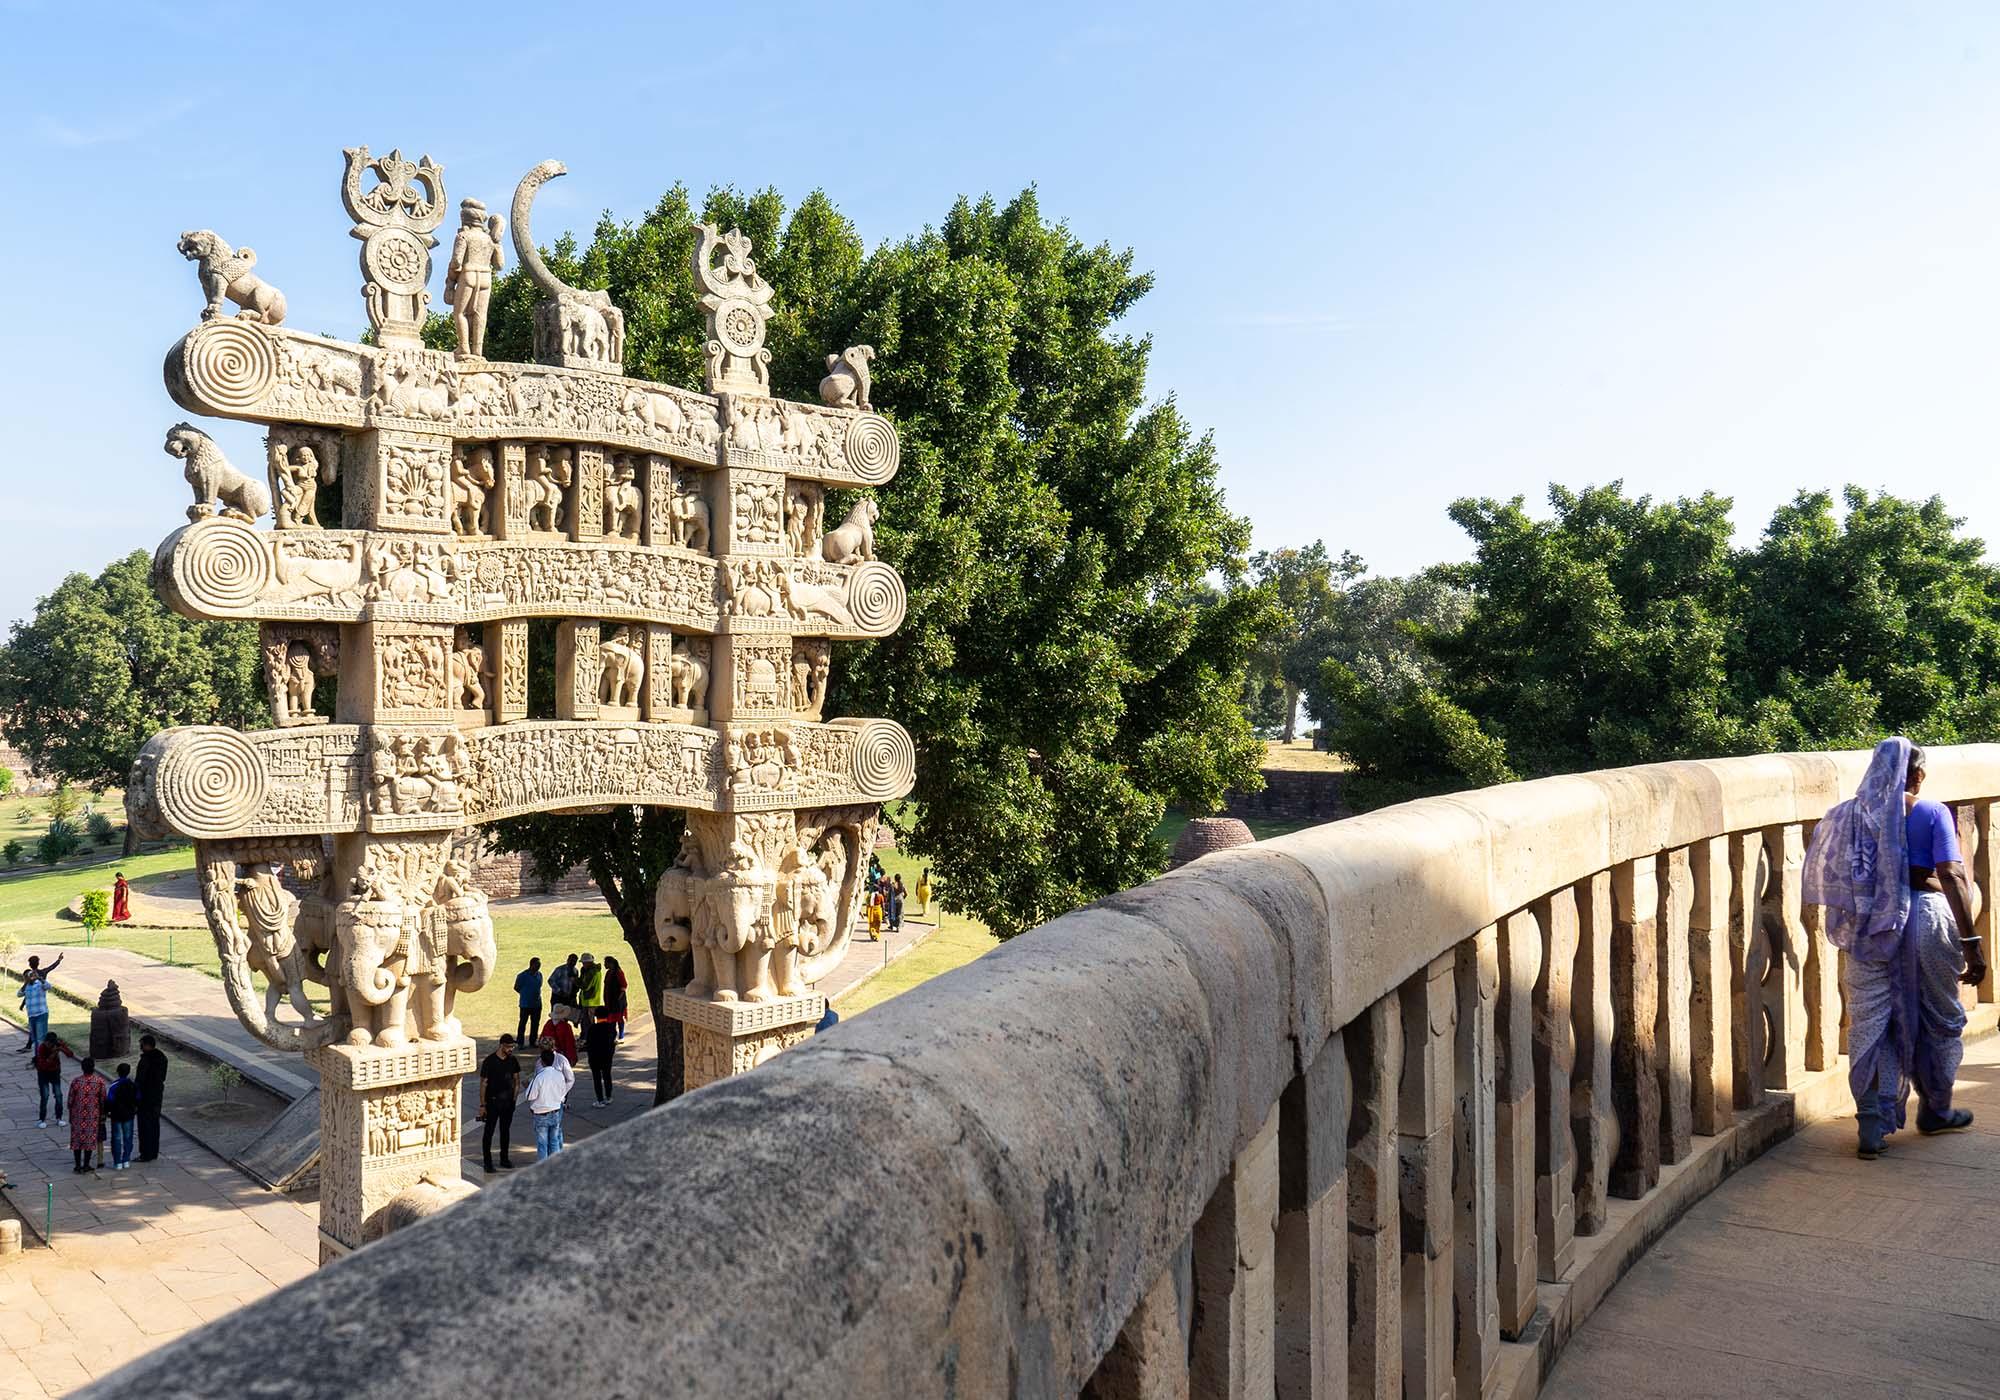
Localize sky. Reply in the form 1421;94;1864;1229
2;1;1998;628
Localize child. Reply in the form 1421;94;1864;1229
106;1063;140;1169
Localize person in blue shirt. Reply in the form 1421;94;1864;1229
513;958;544;1046
17;952;63;1052
1901;748;1983;1137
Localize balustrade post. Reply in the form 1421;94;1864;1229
1688;837;1733;1135
1955;805;1987;1011
1656;848;1693;1164
1398;953;1456;1400
1531;888;1577;1278
1276;1031;1349;1399
1494;912;1539;1337
1758;826;1809;1089
1346;995;1402;1398
1190;1102;1279;1398
1570;872;1614;1234
1727;832;1765;1107
1453;928;1501;1392
1802;818;1842;1069
1610;857;1661;1198
1082;1241;1193;1400
1975;803;1997;1004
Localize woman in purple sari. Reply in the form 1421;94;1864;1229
1804;739;1985;1157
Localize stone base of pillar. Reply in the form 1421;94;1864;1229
305;1038;477;1260
661;990;823;1092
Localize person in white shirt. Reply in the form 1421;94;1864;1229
524;1047;575;1160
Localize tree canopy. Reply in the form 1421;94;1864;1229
1316;481;2000;808
0;551;264;846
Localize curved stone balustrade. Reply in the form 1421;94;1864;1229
79;746;2000;1398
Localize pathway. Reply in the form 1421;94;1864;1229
0;1020;317;1399
1545;1032;2000;1399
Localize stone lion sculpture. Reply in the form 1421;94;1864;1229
820;498;879;565
177;230;288;325
166;423;270;523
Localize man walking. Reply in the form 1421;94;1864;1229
135;1034;169;1162
17;953;64;1050
479;1034;522;1173
525;1046;574;1161
513;958;544;1046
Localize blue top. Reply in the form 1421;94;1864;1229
1906;798;1962;869
514;968;544;1007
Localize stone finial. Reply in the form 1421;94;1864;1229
693;223;774;395
97;980;124;1010
177;231;288;326
511;161;625;372
342;145;447;349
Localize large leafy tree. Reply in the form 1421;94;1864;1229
0;552;263;851
1246;543;1357;741
489;184;1265;1096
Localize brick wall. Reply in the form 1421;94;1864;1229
1221;768;1347;825
469;850;598;899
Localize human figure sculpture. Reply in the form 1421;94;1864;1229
443;198;505;359
276;642;317;725
525;448;571;533
599;627;645;708
178;230;288;325
271;444;331;529
168;423;270;523
818;345;875;410
604;458;642;540
450;446;497;535
234;863;317;1028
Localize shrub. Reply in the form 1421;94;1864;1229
0;765;13;797
85;811;115;847
79;889;110;933
2;839;21;866
37;821;81;866
209;1062;243;1103
47;783;80;826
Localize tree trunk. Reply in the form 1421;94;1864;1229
1280;681;1299;743
588;850;690;1106
121;824;139;857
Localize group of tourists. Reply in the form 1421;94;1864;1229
484;950;631;1169
24;1026;169;1172
1805;738;1985;1158
862;863;932;941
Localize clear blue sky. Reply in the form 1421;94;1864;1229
4;2;1998;628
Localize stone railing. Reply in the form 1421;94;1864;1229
81;747;2000;1399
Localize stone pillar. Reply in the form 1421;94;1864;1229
1494;910;1539;1338
306;1038;475;1262
1398;952;1455;1400
1758;825;1809;1090
1976;803;1999;1005
572;447;605;542
1189;1102;1279;1398
1610;856;1661;1199
1082;1242;1192;1400
1727;832;1766;1108
556;621;600;721
495;442;529;539
1656;847;1694;1165
1452;927;1500;1393
1346;994;1402;1398
1571;870;1614;1234
641;455;673;548
1275;1032;1347;1398
1686;837;1734;1136
662;991;823;1093
488;620;529;723
1532;887;1578;1280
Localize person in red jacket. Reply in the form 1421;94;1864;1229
539;1015;577;1066
32;1032;77;1128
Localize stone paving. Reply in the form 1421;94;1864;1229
0;1035;317;1399
1545;1032;2000;1399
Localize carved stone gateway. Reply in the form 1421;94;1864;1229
128;148;912;1260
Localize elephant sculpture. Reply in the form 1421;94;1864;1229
438;859;496;1027
335;871;413;1047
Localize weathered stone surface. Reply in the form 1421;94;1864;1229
1533;887;1579;1277
1345;995;1403;1397
1399;953;1455;1400
1452;927;1500;1390
1758;824;1810;1089
1572;870;1615;1231
1082;1241;1191;1400
1656;846;1694;1164
1190;1104;1278;1397
1727;831;1767;1108
1276;1032;1347;1398
1495;909;1539;1333
1688;835;1734;1135
1611;856;1663;1198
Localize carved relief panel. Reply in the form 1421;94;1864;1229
729;468;786;554
358;428;452;534
261;623;339;728
556;620;600;721
267;425;342;531
573;447;605;543
488;619;529;722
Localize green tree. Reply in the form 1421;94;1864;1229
1246;543;1359;741
79;888;110;933
489;184;1265;1100
1316;658;1515;809
1732;487;2000;742
0;766;13;798
1298;564;1472;734
0;552;263;852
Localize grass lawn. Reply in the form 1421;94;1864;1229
1261;738;1350;773
0;790;135;868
